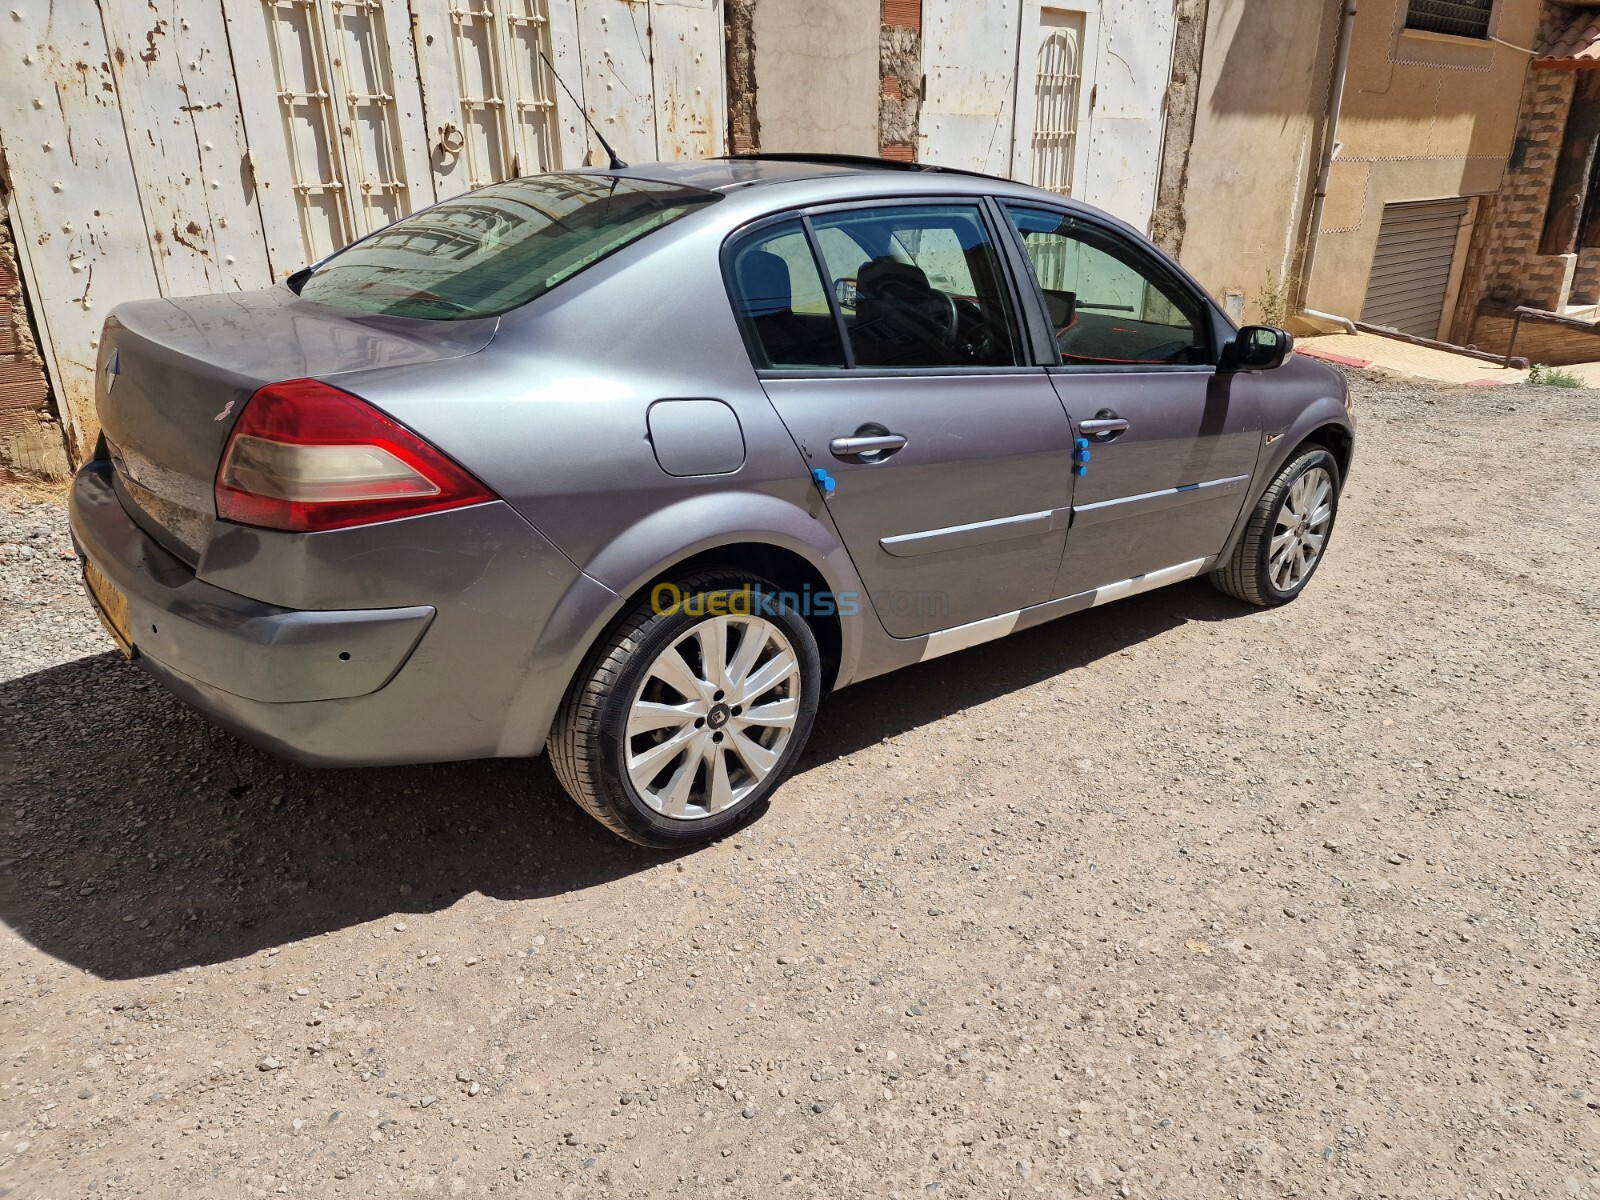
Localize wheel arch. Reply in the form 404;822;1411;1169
503;493;869;759
1218;401;1354;566
1297;421;1354;485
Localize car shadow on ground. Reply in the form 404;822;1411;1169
0;580;1250;980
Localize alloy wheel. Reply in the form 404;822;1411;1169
624;615;802;820
1269;466;1335;591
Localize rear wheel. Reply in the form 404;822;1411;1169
1211;448;1341;607
548;571;822;848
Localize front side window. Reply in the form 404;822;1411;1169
294;175;719;320
1006;206;1210;367
810;204;1024;368
1404;0;1493;39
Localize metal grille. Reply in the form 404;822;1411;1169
261;0;413;261
1404;0;1494;40
446;0;561;189
1030;13;1085;196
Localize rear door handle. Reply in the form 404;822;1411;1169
829;434;908;460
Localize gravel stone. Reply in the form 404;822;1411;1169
2;372;1596;1197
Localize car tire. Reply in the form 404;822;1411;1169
548;570;823;849
1210;447;1342;607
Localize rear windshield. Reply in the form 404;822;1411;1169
292;175;719;320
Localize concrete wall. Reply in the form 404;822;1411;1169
1176;0;1337;323
1309;0;1542;322
1176;0;1542;327
751;0;882;155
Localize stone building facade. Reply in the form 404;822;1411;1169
1462;3;1600;360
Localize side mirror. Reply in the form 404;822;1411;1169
1222;325;1294;372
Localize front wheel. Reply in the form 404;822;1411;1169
1211;447;1341;607
548;571;822;848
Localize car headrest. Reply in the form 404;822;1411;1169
736;250;793;318
856;257;934;305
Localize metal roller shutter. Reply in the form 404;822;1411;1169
1361;198;1470;339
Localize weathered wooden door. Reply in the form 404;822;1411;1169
415;0;727;194
2;1;274;456
0;0;728;461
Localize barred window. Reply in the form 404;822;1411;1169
1405;0;1494;39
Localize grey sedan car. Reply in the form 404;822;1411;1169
71;155;1353;848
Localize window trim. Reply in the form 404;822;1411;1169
720;195;1049;377
997;201;1220;372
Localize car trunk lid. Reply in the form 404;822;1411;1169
97;287;497;564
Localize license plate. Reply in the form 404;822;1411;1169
83;558;135;657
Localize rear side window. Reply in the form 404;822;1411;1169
294;175;719;320
726;221;847;368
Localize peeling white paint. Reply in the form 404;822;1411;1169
920;0;1178;232
0;0;729;458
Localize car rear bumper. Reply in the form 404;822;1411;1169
69;461;607;767
72;461;435;704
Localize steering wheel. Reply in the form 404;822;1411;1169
951;297;995;360
915;289;960;345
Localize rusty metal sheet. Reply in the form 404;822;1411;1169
921;0;1024;176
577;0;658;166
0;1;164;453
413;0;584;199
1078;0;1175;228
101;0;272;294
649;0;726;160
222;0;435;272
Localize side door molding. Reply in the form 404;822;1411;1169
880;506;1072;557
1072;475;1251;529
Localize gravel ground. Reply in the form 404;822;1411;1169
2;370;1597;1199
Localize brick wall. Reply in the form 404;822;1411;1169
0;195;68;480
1476;69;1579;312
1471;307;1600;364
1571;247;1600;305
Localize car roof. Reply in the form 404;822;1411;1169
581;155;1083;207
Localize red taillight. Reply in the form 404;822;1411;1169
215;379;494;533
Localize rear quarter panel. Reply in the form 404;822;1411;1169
327;210;874;692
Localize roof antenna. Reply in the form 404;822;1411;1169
540;50;628;171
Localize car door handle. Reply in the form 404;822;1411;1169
1079;418;1130;436
829;434;908;460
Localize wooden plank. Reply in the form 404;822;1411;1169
649;0;725;159
0;2;164;450
576;0;658;166
101;0;273;295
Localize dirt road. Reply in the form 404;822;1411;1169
3;370;1597;1199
